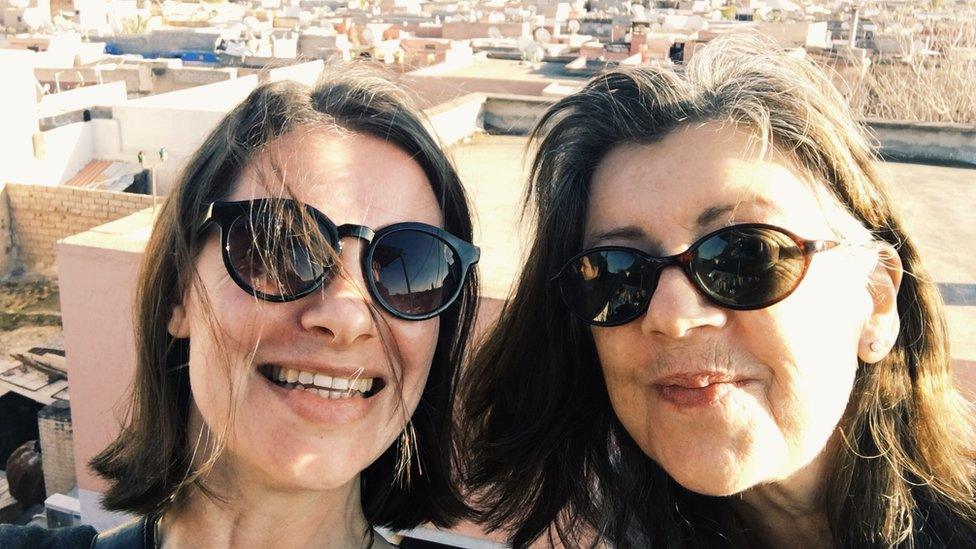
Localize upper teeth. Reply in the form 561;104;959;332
273;366;374;392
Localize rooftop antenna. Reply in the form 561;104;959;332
516;35;534;62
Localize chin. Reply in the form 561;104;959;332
257;451;365;492
670;471;754;497
656;447;777;497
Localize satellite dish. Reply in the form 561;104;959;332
516;35;534;53
361;28;375;46
533;27;551;43
567;19;581;34
488;26;502;39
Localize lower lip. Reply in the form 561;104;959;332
259;373;378;425
655;382;738;408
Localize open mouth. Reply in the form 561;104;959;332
258;364;385;399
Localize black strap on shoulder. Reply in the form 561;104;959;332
91;515;155;549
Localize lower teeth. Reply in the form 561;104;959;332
274;380;361;399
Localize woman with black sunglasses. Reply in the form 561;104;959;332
460;34;976;548
1;71;479;548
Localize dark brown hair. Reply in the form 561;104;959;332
460;34;976;548
90;69;478;531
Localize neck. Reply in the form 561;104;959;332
730;451;834;549
158;461;371;549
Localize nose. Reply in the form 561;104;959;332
640;267;727;338
298;239;377;347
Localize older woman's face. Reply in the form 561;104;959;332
586;123;886;496
170;131;441;493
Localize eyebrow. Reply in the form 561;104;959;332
696;198;784;227
586;199;785;249
587;226;649;245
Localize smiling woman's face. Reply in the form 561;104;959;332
169;130;441;493
586;123;889;496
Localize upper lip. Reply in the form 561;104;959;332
258;360;388;382
652;371;746;388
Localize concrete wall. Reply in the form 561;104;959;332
441;21;528;40
32;122;95;186
401;72;555;108
38;81;127;117
0;184;16;278
109;76;260;194
421;92;553;146
866;120;976;167
57;209;152;530
0;50;41;186
262;59;325;86
424;93;486;146
483;94;552;135
4;183;154;273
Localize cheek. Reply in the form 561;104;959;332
742;275;869;468
388;317;440;411
591;327;651;437
183;250;274;435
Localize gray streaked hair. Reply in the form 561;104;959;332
461;33;976;548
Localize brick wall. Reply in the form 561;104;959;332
38;401;76;497
3;183;155;273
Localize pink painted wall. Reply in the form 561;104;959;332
57;216;148;494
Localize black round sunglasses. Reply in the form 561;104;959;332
199;199;480;321
553;223;841;327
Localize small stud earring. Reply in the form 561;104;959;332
870;341;882;353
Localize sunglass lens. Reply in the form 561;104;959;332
370;230;461;317
691;226;806;308
559;250;651;325
226;213;326;299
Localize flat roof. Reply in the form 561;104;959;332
432;57;588;84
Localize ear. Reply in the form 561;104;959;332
858;245;902;364
168;300;190;339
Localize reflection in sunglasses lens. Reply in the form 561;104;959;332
227;215;325;297
372;230;460;316
563;250;649;324
692;227;805;307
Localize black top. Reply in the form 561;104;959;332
0;515;151;549
0;523;97;548
0;516;464;548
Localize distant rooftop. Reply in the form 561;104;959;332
419;57;588;84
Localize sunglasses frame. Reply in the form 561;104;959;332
553;223;841;327
199;199;480;321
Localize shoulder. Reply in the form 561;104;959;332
0;523;98;549
90;517;153;549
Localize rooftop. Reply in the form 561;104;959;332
416;56;588;84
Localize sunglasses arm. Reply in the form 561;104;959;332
805;240;842;253
193;202;217;236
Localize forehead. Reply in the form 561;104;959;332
586;123;854;247
228;129;443;228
